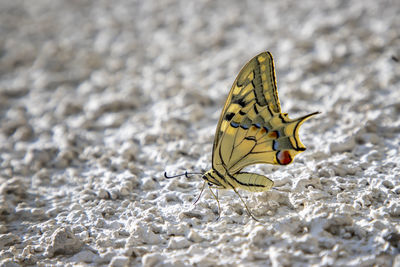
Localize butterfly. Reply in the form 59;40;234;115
165;52;319;221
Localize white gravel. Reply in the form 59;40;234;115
1;0;400;266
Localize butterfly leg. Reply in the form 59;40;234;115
232;187;260;222
208;185;221;221
193;181;206;205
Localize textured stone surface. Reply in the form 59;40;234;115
0;0;399;266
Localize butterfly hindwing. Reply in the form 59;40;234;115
225;111;319;174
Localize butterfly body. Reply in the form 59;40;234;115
202;169;274;192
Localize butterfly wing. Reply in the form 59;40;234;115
212;52;280;156
212;52;280;171
212;52;319;178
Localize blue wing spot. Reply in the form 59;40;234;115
230;121;239;128
273;140;279;150
253;123;261;128
263;126;269;133
240;124;249;130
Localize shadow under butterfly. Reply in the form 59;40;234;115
165;52;320;221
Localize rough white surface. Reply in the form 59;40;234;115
0;0;399;266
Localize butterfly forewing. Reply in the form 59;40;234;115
212;52;281;155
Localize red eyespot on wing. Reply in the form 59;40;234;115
277;151;292;165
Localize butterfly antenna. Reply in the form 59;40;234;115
164;172;185;179
164;171;203;179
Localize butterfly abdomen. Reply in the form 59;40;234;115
230;172;274;192
203;169;274;193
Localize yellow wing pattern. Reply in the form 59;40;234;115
212;52;281;155
205;52;319;192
